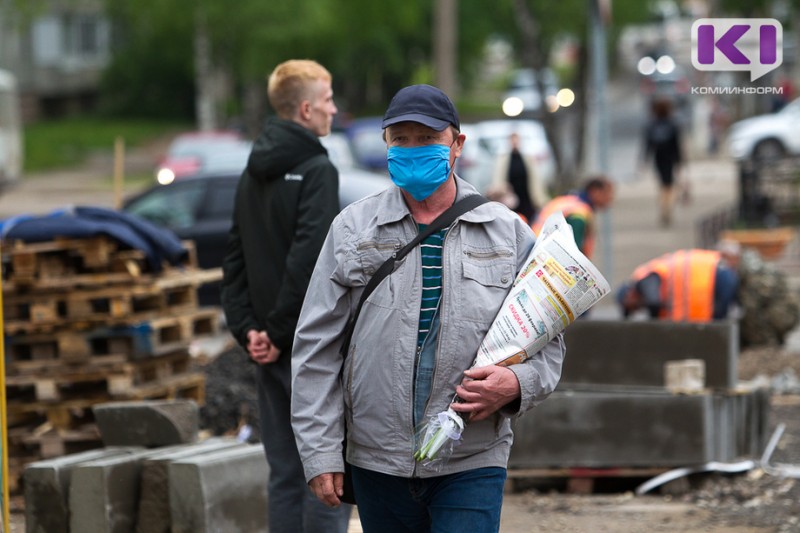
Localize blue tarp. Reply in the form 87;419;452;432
1;206;187;272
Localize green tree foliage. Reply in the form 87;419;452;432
100;0;434;119
100;1;195;118
98;0;655;121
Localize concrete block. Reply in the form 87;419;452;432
93;400;199;447
169;445;269;533
664;359;706;392
136;438;244;533
24;447;141;533
714;387;771;459
509;390;717;469
69;445;194;533
561;320;738;389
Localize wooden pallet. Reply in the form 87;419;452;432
7;424;102;460
5;308;221;366
120;371;206;402
6;372;206;426
5;351;193;402
6;424;105;494
6;400;96;431
5;370;205;432
3;281;206;332
7;372;205;414
1;237;200;290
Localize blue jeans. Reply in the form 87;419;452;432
257;355;352;533
713;266;739;319
350;465;506;533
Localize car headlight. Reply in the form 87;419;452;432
502;97;524;117
157;168;176;185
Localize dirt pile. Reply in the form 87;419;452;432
198;346;260;440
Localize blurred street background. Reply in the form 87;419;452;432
2;0;797;290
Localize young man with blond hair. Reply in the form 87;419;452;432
222;59;351;532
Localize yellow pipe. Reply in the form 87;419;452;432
0;243;9;533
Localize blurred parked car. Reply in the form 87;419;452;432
501;68;559;117
125;134;391;304
456;119;556;195
727;97;800;162
320;131;358;169
344;117;387;172
155;130;249;185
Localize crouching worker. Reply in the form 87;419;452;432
617;243;740;321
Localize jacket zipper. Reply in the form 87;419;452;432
357;241;401;252
346;344;355;419
464;249;513;260
413;221;456;476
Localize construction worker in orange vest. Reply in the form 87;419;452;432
616;243;741;322
530;176;614;259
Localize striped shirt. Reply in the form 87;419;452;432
417;225;446;346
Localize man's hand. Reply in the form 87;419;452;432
450;365;521;421
308;472;345;507
246;330;281;364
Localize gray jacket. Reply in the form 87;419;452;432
291;177;565;482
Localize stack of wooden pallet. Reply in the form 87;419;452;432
1;235;222;492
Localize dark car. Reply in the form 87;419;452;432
122;166;391;305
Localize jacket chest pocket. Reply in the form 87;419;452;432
351;239;404;309
460;246;515;324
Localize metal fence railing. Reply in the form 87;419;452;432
697;156;800;249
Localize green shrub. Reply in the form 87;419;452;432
24;117;189;173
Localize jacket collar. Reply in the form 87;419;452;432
374;176;495;227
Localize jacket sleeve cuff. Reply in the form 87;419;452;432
302;452;345;484
503;365;534;418
505;333;565;417
234;319;262;351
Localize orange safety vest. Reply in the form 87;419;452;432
531;195;595;258
631;249;721;322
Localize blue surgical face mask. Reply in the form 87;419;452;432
387;143;453;202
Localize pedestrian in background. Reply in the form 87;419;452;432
220;59;351;533
530;176;614;260
641;97;684;227
291;84;565;532
486;131;549;223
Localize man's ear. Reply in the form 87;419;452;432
299;100;312;122
452;132;466;158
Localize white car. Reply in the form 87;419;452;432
727;98;800;161
501;68;559;117
456;119;556;195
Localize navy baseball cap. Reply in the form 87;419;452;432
382;84;460;132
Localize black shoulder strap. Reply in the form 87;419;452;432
339;194;489;357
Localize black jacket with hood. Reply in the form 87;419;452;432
221;118;339;352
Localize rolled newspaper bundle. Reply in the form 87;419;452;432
413;212;611;466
